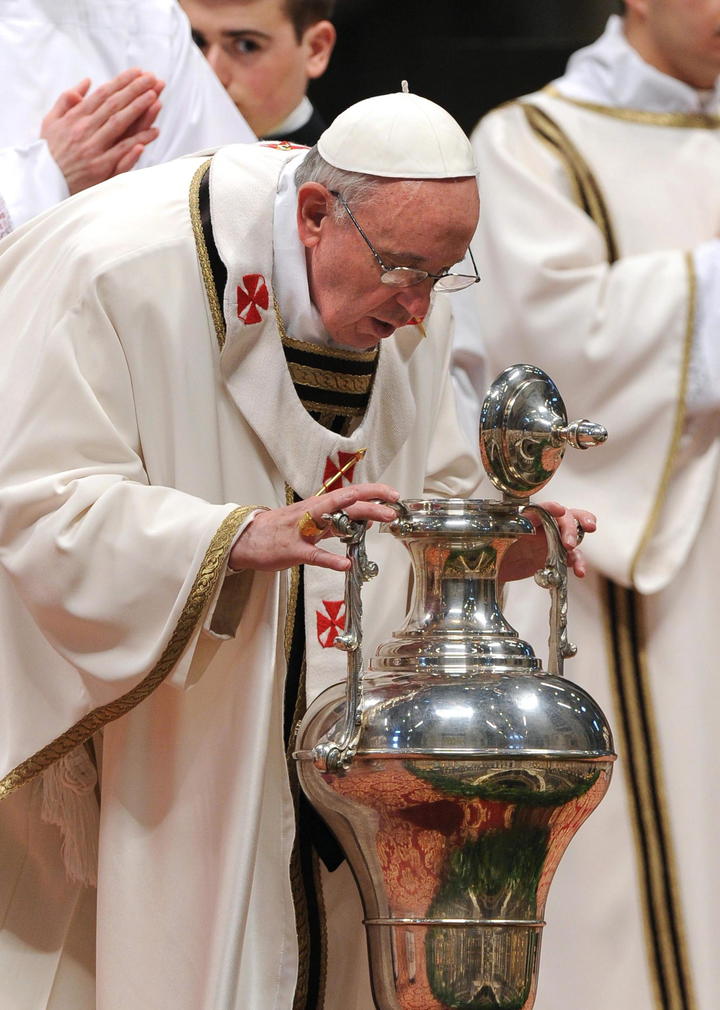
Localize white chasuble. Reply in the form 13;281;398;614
454;75;720;1010
0;143;482;1010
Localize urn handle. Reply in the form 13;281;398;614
313;509;380;772
522;504;577;677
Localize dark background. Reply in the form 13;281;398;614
310;0;618;135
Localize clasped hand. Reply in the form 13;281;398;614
41;68;164;195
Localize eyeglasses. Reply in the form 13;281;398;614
329;190;480;292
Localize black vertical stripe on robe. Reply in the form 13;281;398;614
198;166;376;1009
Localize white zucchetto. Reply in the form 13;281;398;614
317;91;477;179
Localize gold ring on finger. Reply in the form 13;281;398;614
298;511;328;540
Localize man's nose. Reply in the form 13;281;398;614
394;282;432;319
205;45;233;89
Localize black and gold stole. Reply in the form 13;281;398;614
282;334;377;1010
193;161;377;1010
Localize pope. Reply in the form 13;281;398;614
0;90;594;1010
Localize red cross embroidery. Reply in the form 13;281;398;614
237;274;269;325
316;600;346;649
323;452;359;488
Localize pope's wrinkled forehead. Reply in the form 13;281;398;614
317;90;478;181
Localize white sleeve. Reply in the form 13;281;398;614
689;239;720;413
450;282;489;446
0;139;69;232
424;301;486;499
138;3;255;168
0;265;250;777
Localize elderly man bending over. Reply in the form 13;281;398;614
0;92;593;1010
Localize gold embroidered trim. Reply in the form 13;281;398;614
0;506;257;800
274;296;378;361
521;102;619;263
301;399;364;418
630;253;695;582
602;582;697;1010
282;331;378;362
284;483;300;663
312;848;328;1009
544;84;720;130
189;158;226;352
287;646;311;1010
283;481;326;1010
287;361;375;395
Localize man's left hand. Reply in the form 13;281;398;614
500;501;596;582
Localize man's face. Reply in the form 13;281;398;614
180;0;335;136
628;0;720;87
298;178;480;351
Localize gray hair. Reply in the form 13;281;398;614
294;147;383;220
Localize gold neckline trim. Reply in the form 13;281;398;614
274;295;378;362
545;84;720;129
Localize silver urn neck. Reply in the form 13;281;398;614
371;498;541;676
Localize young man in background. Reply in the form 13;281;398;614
181;0;335;143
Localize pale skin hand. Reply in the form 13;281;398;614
230;485;597;579
230;484;401;574
502;502;597;581
40;68;165;195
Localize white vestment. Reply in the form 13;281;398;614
0;143;482;1009
0;0;254;234
452;16;720;1010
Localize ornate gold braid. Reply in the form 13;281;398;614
286;361;374;395
0;505;259;800
544;84;720;130
521;102;619;263
630;253;695;582
602;582;697;1010
283;479;329;1010
189;158;226;351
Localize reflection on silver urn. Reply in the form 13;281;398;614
294;365;615;1010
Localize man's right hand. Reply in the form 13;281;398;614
229;484;400;574
40;68;165;195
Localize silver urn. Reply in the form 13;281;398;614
294;365;615;1010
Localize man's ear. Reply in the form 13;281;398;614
297;183;333;248
623;0;648;19
302;20;336;80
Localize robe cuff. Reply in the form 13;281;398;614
204;507;270;640
0;140;70;231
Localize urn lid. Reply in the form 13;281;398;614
480;364;607;499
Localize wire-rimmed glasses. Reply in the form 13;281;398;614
329;190;480;292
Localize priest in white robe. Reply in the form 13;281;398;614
0;0;254;235
0;91;593;1010
452;5;720;1010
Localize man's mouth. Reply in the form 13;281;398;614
370;316;411;339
